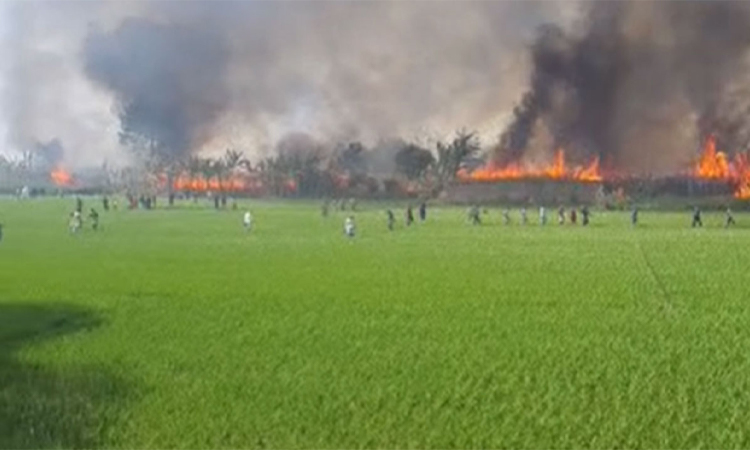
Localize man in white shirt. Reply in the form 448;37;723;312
243;211;252;232
344;216;355;238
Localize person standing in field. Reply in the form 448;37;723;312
581;206;590;226
102;196;109;211
468;205;481;225
631;206;639;226
243;210;253;232
419;202;427;222
539;206;547;226
75;196;83;214
570;208;577;225
692;206;703;228
344;216;356;238
387;209;395;231
520;207;528;225
89;208;99;231
406;206;414;226
69;211;81;234
558;206;565;225
725;207;736;228
502;208;511;225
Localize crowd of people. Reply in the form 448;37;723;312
335;203;740;239
60;195;740;239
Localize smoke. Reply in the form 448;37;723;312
1;1;571;168
34;138;64;169
495;1;750;175
0;1;132;167
8;1;750;176
84;17;231;164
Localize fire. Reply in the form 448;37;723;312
173;174;247;192
462;149;602;183
694;135;750;199
695;135;730;179
50;167;73;187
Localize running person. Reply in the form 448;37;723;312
69;211;81;234
692;206;703;228
725;207;736;228
470;205;481;225
344;216;356;238
502;208;511;225
243;210;253;232
89;208;99;231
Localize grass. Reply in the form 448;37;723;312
2;197;750;448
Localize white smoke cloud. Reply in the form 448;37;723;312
1;1;578;168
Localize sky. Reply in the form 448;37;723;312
0;1;577;169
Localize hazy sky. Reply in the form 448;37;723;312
0;1;576;168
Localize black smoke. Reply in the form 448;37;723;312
495;1;750;173
83;18;230;164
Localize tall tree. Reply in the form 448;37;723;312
395;143;435;180
435;130;481;187
223;149;247;173
336;142;368;175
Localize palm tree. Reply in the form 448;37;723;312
194;158;212;192
212;158;228;192
435;130;481;188
223;149;247;173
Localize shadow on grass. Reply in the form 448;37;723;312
0;303;133;449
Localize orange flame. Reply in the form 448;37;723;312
694;135;750;199
695;135;730;179
173;174;248;192
461;149;602;183
50;167;73;187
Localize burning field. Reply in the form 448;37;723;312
454;136;750;204
693;136;750;199
460;149;602;184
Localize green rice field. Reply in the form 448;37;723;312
2;198;750;448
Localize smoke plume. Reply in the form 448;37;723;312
11;1;750;175
84;17;231;165
495;1;750;175
1;1;568;167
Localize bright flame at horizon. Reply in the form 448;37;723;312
173;174;248;192
460;149;603;183
694;135;750;199
50;167;73;187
